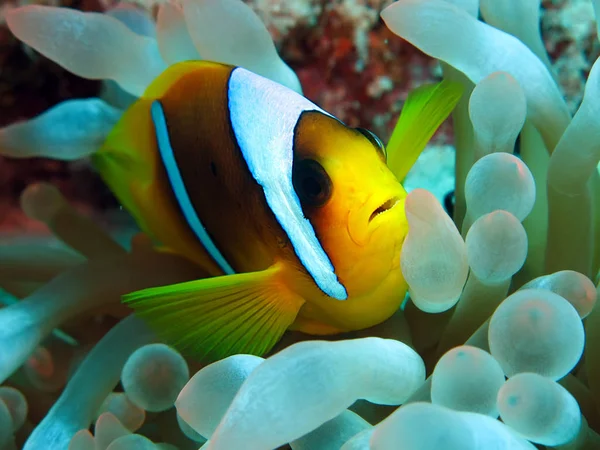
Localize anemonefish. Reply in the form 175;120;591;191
93;61;461;361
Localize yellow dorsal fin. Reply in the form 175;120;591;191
387;80;464;182
142;60;228;100
123;263;305;362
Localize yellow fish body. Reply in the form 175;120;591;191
94;61;461;361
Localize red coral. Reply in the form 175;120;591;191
280;4;444;143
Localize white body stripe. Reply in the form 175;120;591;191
151;101;235;275
227;67;347;300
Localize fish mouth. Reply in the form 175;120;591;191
368;196;400;223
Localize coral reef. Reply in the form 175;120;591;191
0;0;598;449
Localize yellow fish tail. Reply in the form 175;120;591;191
94;61;230;273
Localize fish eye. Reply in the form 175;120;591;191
356;127;387;161
292;159;332;208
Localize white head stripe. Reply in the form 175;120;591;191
227;67;347;300
151;101;235;275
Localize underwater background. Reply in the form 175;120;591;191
0;0;599;449
1;0;595;232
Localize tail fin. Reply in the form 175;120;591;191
93;61;230;273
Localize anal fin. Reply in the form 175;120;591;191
122;263;305;362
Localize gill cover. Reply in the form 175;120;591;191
228;67;347;300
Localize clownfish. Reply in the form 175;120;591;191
93;61;461;361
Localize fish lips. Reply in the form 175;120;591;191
347;194;402;246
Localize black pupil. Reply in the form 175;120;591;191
292;159;332;208
302;176;322;198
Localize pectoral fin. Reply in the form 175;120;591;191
122;263;305;362
387;79;464;181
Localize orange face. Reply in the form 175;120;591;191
288;112;409;333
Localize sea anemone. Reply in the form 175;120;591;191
0;0;599;449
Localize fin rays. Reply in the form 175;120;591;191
387;79;464;181
123;264;304;361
